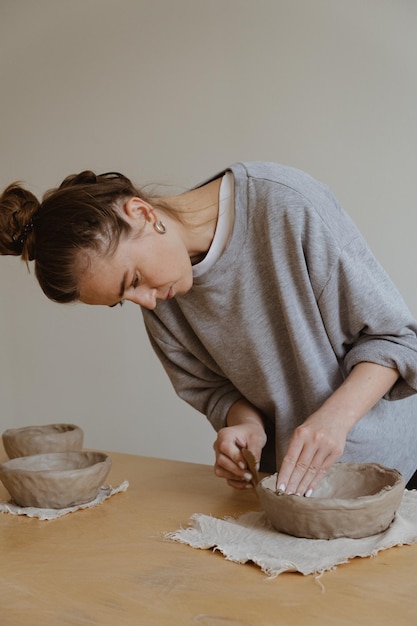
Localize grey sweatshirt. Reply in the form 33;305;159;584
142;162;417;481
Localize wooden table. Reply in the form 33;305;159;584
1;449;416;626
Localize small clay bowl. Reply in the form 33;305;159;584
2;423;84;459
257;462;405;540
0;451;111;509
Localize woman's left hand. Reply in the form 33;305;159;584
276;362;401;497
276;410;347;497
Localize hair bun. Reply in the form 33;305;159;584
0;183;40;260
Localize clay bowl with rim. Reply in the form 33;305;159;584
2;423;84;459
256;462;405;540
0;451;111;509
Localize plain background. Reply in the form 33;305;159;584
1;0;416;465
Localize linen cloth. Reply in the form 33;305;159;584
0;480;129;520
167;489;417;577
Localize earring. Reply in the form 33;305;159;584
153;220;167;234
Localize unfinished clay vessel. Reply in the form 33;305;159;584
2;423;84;459
0;451;111;509
257;462;405;539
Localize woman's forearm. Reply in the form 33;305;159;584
317;361;400;431
226;398;266;431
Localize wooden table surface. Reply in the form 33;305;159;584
1;448;416;626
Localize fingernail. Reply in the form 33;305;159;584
243;472;253;482
279;483;286;492
238;462;246;470
295;493;301;497
245;483;254;489
305;489;313;498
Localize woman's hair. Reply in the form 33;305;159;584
0;171;154;303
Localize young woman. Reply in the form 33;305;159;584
1;162;417;495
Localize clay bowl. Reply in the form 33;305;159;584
0;451;111;509
257;462;405;540
2;423;84;459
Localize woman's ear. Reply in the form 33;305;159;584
123;197;157;224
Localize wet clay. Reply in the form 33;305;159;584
257;462;405;539
2;423;84;459
0;451;111;509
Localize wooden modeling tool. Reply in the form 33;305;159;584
241;448;260;487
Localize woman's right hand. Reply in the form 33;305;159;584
213;400;267;489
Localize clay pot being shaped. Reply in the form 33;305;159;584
257;462;405;539
2;423;84;459
0;451;111;509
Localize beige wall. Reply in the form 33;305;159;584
1;0;416;464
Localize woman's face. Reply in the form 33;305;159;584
78;200;193;310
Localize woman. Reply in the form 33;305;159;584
1;162;417;495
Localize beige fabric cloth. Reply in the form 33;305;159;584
0;481;129;520
167;489;417;577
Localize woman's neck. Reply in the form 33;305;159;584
158;177;222;261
